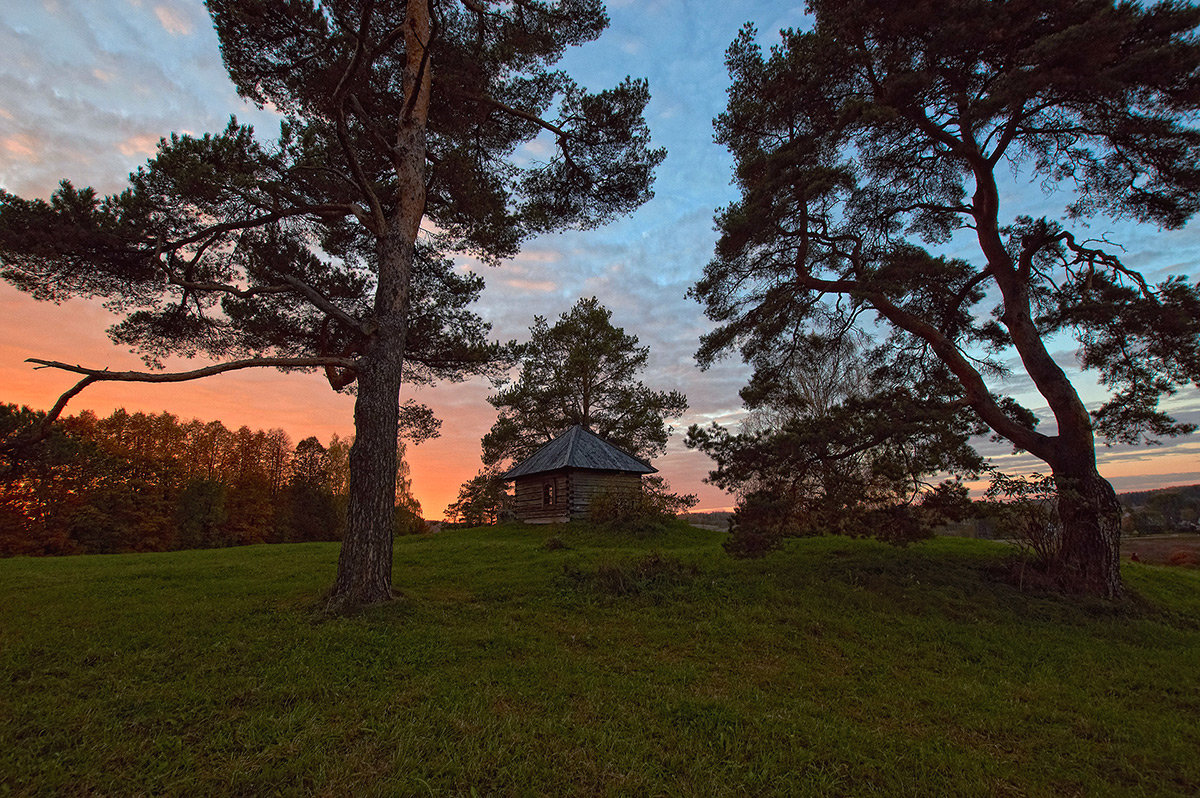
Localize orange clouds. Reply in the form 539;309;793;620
2;136;38;161
117;134;161;158
501;278;558;292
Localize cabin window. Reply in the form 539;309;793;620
542;481;555;506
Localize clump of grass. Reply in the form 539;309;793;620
561;551;699;598
542;536;568;551
540;518;712;551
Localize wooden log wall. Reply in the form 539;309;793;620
512;469;644;523
513;471;570;524
568;471;642;519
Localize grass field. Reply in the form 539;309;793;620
2;523;1199;796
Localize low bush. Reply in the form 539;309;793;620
587;489;672;535
723;481;974;558
393;505;426;537
722;493;789;558
984;473;1061;565
587;475;699;536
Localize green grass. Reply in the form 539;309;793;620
2;523;1199;796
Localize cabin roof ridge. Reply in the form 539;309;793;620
500;422;656;480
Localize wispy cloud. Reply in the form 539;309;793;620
117;133;160;157
153;4;193;36
501;278;557;292
2;135;38;160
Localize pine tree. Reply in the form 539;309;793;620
693;0;1200;596
483;297;686;466
0;1;663;610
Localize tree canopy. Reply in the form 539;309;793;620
0;1;664;611
482;296;687;466
445;465;512;526
692;0;1200;596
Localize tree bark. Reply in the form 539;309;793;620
324;228;417;613
1052;465;1123;598
999;281;1123;597
994;282;1123;598
323;0;430;613
325;340;404;611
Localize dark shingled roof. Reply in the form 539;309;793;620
501;425;657;480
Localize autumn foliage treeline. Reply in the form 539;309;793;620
0;404;422;557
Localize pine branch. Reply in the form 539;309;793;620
2;355;356;455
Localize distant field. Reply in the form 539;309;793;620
680;511;732;530
1124;534;1200;566
2;524;1199;796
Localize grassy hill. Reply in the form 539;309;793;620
2;523;1199;796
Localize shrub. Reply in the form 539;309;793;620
985;473;1061;565
588;489;670;535
723;480;972;558
588;476;697;535
393;504;426;536
723;492;792;557
723;524;783;558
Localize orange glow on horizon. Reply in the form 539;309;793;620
0;289;737;517
3;287;1197;520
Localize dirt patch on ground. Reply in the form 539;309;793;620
1124;534;1200;567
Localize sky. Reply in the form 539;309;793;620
1;0;1198;517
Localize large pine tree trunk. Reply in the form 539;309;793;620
324;350;403;611
324;226;415;613
1052;465;1123;598
322;0;430;614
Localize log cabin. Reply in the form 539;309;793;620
501;425;656;524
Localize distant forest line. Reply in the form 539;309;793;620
1;403;422;557
1118;484;1200;535
3;401;1198;558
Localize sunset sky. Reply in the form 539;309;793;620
2;0;1199;517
